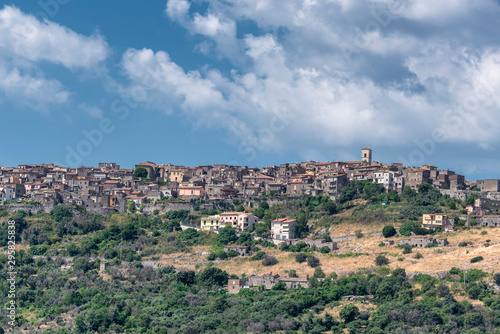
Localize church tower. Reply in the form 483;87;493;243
361;148;372;165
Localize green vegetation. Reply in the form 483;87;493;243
470;256;484;263
382;225;396;238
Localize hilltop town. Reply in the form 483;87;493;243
3;149;500;333
0;148;494;212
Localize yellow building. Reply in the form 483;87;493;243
422;214;454;231
200;215;221;231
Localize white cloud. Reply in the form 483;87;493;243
0;6;108;69
0;6;109;108
79;103;103;119
0;63;69;106
127;0;500;159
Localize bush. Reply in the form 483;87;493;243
480;230;487;235
458;242;468;247
449;267;460;275
414;252;423;259
319;246;331;254
207;253;216;261
494;273;500;285
262;255;278;266
375;255;389;266
437;283;450;297
227;250;239;258
339;304;359;323
295;253;307;263
470;256;483;263
402;243;413;254
215;250;228;260
307;255;320;268
250;251;265;261
355;230;363;238
382;225;397;238
289;269;297;278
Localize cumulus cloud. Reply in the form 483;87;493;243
0;5;109;107
0;5;108;69
0;63;69;106
122;0;500;160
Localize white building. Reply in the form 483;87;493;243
373;171;395;192
219;212;257;231
271;218;297;241
0;186;14;202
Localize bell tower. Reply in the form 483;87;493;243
361;148;372;165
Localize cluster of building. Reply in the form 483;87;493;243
227;273;309;294
0;148;497;215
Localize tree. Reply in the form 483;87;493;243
312;267;325;278
215;225;238;246
50;205;72;223
271;282;287;291
307;255;320;268
375;255;389;266
402;243;413;254
134;167;148;178
295;253;307;263
382;225;397;238
73;257;91;272
319;246;330;254
437;283;450;297
262;255;278;266
235;204;245;212
258;201;269;210
289;269;297;278
494;272;500;285
253;223;269;238
196;267;228;287
339;304;359;323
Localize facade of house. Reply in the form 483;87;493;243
200;215;221;231
271;218;297;241
219;212;257;231
223;245;250;256
422;214;454;231
178;186;205;198
398;237;448;247
476;179;500;192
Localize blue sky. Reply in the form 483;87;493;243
1;1;500;180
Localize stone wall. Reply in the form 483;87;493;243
440;189;500;201
3;203;53;214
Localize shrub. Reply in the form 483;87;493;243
493;273;500;285
339;304;359;323
262;255;278;266
437;283;450;297
153;209;159;215
414;252;423;259
227;250;239;258
458;242;468;247
319;246;330;254
382;225;397;238
215;250;228;260
402;243;413;254
470;256;483;263
355;230;363;238
480;230;487;235
375;255;389;266
397;257;404;262
306;255;320;268
295;253;307;263
378;242;385;247
250;251;265;261
424;242;438;248
449;267;460;275
289;269;297;278
207;253;216;261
